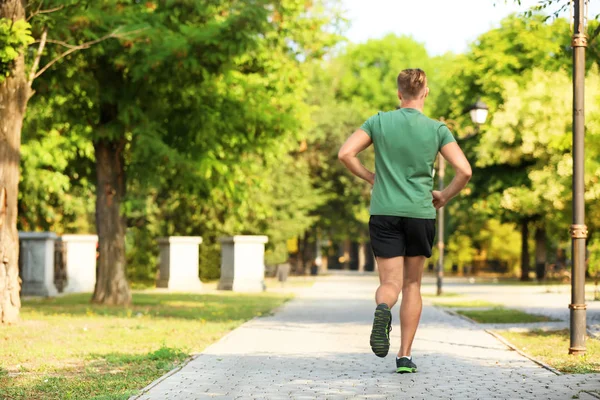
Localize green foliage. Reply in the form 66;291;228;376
436;14;571;135
16;2;600;285
19;92;96;234
473;67;600;235
457;307;558;323
0;18;33;84
588;238;600;288
504;0;600;26
434;14;600;273
18;0;342;282
445;234;477;271
477;220;522;274
125;226;159;285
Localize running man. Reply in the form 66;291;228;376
337;68;472;373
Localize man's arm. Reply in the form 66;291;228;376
432;142;472;209
338;129;375;185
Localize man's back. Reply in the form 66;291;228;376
361;108;455;219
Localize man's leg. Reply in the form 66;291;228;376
370;257;403;357
369;216;405;358
375;256;404;308
398;255;426;357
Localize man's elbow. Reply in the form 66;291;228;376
338;148;351;163
460;165;473;181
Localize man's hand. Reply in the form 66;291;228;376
338;129;375;185
432;190;448;209
367;172;375;186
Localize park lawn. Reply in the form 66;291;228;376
422;292;461;298
0;291;292;400
264;276;316;289
433;299;501;308
457;307;559;324
500;329;600;373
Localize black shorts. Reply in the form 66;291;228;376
369;215;436;258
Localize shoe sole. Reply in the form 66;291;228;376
369;309;391;358
396;367;417;374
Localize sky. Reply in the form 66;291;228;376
342;0;600;56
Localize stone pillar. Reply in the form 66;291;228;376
156;236;203;291
18;232;58;297
218;236;268;292
61;235;98;294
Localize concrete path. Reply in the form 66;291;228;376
133;276;600;400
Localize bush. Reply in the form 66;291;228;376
126;226;159;285
199;235;221;281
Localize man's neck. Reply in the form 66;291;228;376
400;101;424;112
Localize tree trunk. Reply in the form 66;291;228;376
534;225;547;281
297;235;305;275
0;0;29;324
520;220;531;281
343;239;351;270
298;230;315;275
92;139;131;305
358;242;366;273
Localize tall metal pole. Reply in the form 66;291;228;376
569;0;588;356
436;154;445;296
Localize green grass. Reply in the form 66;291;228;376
433;299;501;308
264;277;316;289
500;329;600;373
422;292;461;298
0;291;292;400
457;307;560;324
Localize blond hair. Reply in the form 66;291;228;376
397;69;427;100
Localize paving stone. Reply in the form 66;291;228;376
132;276;600;400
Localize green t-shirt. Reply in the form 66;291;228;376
361;108;456;219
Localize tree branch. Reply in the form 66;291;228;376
591;24;600;44
33;38;81;50
27;0;46;22
32;27;144;81
8;0;19;29
26;4;64;21
26;1;82;22
29;27;48;87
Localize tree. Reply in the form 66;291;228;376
2;0;343;315
435;14;577;279
0;1;32;323
83;0;339;301
1;0;144;319
503;0;598;30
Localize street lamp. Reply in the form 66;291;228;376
436;98;488;296
569;0;588;356
469;98;489;126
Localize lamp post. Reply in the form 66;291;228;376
436;153;446;296
470;98;489;130
436;99;488;296
569;0;588;356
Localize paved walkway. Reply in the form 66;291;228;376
134;276;600;400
